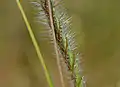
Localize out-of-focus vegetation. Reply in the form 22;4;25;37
1;0;120;87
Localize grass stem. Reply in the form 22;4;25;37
16;0;54;87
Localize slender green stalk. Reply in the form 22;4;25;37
16;0;54;87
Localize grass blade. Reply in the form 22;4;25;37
16;0;54;87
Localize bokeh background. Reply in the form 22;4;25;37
1;0;120;87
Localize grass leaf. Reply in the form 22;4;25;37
16;0;54;87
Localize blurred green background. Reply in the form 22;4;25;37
1;0;120;87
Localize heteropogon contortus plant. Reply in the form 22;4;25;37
16;0;85;87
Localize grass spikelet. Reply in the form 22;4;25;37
50;0;84;87
19;0;85;87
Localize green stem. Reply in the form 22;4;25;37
16;0;54;87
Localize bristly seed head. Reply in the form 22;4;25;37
31;0;84;87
